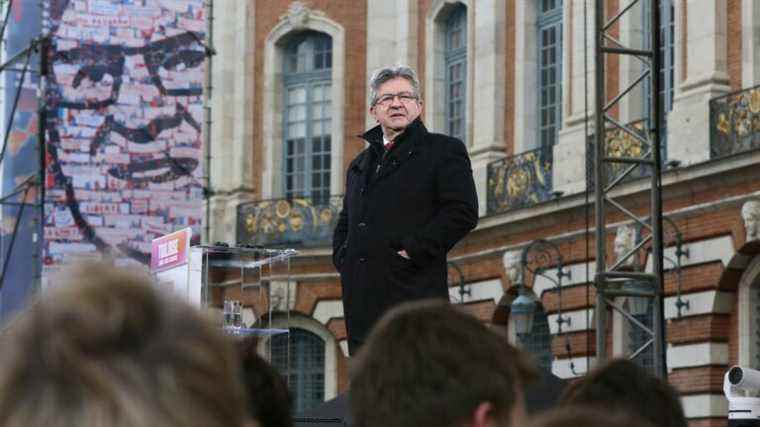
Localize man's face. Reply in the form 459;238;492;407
45;0;206;265
369;77;423;134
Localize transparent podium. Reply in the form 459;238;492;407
154;243;297;362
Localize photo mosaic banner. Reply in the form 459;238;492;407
43;0;207;278
0;2;43;319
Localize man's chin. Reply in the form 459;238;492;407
387;119;410;130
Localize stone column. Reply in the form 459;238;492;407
470;0;507;216
208;0;256;245
553;0;595;196
618;0;647;124
513;2;538;153
743;0;760;87
365;0;419;127
667;0;731;165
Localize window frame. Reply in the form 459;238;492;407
536;0;564;150
643;0;675;143
444;5;467;142
281;33;333;203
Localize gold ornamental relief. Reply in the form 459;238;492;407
507;168;530;199
749;89;760;114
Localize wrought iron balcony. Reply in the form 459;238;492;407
710;84;760;158
237;195;343;248
486;146;553;215
586;119;655;187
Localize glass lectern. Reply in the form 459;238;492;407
153;242;297;362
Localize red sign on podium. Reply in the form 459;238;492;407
150;228;192;272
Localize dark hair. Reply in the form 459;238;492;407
0;262;248;427
350;299;537;427
527;405;655;427
560;358;687;427
236;337;294;427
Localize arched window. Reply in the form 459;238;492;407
517;302;553;371
271;328;326;413
626;298;654;369
537;0;563;150
444;5;467;141
282;32;333;205
750;279;760;368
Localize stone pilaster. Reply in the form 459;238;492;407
470;0;508;216
667;0;731;165
742;0;760;87
553;0;595;196
208;0;255;244
365;0;419;127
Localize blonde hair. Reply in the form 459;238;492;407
0;263;248;427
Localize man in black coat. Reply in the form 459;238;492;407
332;65;478;355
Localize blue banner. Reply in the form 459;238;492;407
0;1;42;320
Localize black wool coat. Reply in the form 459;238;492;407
332;119;478;355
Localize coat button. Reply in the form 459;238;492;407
359;257;367;263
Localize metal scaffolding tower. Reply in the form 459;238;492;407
593;0;667;378
0;0;46;297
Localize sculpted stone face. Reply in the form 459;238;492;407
502;250;522;284
614;225;636;266
742;200;760;242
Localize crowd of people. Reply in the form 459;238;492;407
0;263;688;427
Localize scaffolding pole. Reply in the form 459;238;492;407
593;0;667;378
0;0;47;295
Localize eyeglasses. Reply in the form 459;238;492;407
49;32;206;110
374;91;419;107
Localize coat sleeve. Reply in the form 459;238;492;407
332;170;350;270
401;138;478;265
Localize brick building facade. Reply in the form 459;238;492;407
206;1;760;424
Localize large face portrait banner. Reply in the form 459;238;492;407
44;0;207;275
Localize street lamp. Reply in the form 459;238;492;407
511;291;537;334
510;239;571;335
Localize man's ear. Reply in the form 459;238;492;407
468;402;495;427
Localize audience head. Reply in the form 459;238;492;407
236;337;293;427
350;299;537;427
560;358;687;427
0;262;249;427
527;405;655;427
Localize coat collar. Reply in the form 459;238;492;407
359;118;428;150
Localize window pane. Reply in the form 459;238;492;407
272;329;326;413
289;87;306;104
290;122;306;139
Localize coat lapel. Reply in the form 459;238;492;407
361;119;426;184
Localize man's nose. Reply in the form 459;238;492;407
389;95;404;107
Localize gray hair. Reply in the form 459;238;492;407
368;65;421;106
